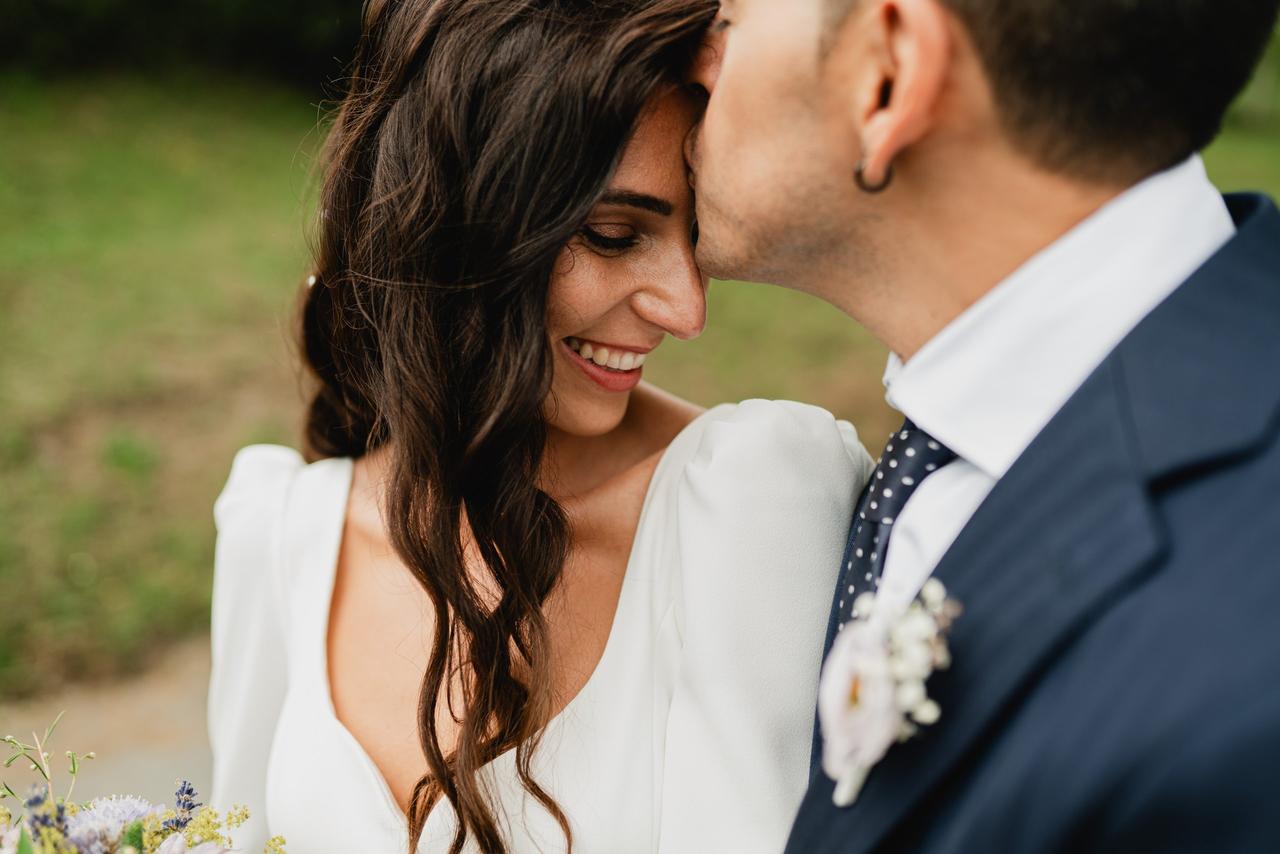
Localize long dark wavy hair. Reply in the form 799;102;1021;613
293;1;716;851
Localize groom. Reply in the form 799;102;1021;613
688;0;1280;851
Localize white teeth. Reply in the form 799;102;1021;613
568;338;651;371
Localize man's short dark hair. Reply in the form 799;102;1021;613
828;0;1280;183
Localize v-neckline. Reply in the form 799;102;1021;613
315;435;681;835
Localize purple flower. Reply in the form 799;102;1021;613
65;795;165;854
23;783;68;836
161;779;203;833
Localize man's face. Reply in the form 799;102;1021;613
686;0;861;289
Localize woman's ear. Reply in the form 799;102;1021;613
847;0;952;186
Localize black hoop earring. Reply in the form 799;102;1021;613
855;159;894;194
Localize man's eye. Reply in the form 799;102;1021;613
711;16;731;33
580;225;639;253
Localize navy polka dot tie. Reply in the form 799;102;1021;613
834;418;958;628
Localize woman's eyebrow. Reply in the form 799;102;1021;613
598;190;674;216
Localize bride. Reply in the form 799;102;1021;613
207;0;874;851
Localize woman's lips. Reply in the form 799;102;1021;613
562;338;647;393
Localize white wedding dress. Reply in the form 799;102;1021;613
207;399;874;853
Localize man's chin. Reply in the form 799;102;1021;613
694;241;735;283
692;210;744;281
695;226;764;284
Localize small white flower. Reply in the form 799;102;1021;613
890;639;933;682
818;579;961;807
933;643;952;670
0;824;20;854
894;608;937;643
819;619;899;806
895;679;927;711
912;699;942;726
921;578;947;611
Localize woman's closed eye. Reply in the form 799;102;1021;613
580;223;640;254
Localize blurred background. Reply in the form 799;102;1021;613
1;0;1278;808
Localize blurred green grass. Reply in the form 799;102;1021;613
0;65;1277;698
0;71;323;695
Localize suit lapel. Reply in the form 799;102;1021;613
800;193;1280;853
808;357;1164;851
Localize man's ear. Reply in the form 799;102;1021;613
851;0;952;185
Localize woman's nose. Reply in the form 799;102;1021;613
633;247;707;342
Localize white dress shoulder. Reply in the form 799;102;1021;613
207;400;874;853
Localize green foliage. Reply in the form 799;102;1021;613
1234;28;1280;122
122;820;145;850
102;432;159;481
0;73;321;697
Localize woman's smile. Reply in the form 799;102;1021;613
562;336;656;393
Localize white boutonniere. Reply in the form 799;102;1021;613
818;578;962;807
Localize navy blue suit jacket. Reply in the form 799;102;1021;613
786;193;1280;854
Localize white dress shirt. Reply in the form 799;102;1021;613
872;155;1237;614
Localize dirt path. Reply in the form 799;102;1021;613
0;633;213;811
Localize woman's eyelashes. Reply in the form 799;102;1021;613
579;224;640;254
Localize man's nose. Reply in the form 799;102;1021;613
686;24;725;95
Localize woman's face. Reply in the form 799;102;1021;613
545;88;707;438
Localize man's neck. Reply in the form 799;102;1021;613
826;157;1128;362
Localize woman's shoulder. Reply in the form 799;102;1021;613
212;444;349;603
213;444;308;589
656;398;876;495
649;402;874;845
213;444;308;526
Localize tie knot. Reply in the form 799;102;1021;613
861;419;957;525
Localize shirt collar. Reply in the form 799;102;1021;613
882;155;1237;480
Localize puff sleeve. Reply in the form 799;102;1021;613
656;400;875;854
206;444;305;852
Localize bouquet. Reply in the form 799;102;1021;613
1;711;285;854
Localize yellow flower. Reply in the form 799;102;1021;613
224;804;250;830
